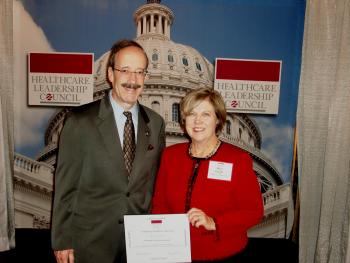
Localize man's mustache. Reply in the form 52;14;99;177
121;83;142;89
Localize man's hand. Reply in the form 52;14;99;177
54;249;74;263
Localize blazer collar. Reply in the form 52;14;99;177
97;95;152;184
98;94;150;125
96;96;125;177
130;103;151;185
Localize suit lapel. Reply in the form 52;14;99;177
95;97;151;186
95;96;127;179
128;104;151;186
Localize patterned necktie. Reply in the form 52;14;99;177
123;111;136;177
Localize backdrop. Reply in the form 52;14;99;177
10;0;304;250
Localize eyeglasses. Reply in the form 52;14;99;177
113;68;148;78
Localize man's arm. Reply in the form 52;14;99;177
51;114;82;253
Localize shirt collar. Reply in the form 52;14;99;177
109;90;139;119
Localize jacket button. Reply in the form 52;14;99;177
118;219;124;224
126;192;130;197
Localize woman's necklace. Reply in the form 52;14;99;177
189;139;221;159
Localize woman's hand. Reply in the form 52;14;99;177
187;207;216;231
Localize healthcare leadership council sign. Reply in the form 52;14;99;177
28;52;94;106
214;58;282;114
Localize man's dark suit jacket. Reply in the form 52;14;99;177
51;94;165;263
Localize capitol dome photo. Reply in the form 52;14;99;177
15;0;292;238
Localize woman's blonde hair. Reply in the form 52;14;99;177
180;88;226;134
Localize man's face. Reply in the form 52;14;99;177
108;46;148;110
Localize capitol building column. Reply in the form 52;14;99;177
157;15;162;34
137;20;141;37
142;15;147;35
142;94;150;108
163;95;170;122
165;18;169;38
150;14;154;33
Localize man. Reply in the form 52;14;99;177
51;39;165;263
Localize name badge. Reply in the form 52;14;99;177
207;161;233;181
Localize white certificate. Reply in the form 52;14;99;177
124;214;191;263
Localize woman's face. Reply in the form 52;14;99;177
185;98;218;144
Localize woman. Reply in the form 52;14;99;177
151;88;264;262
